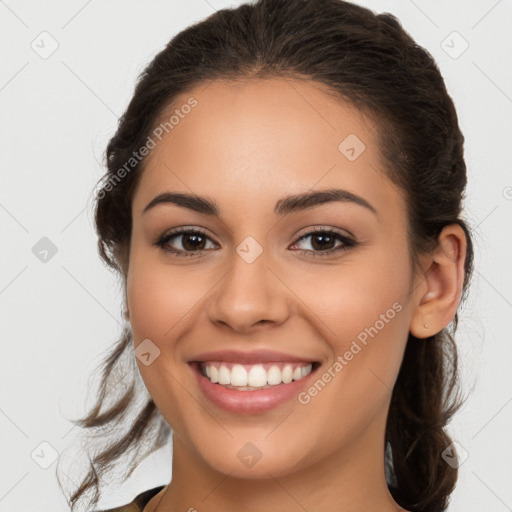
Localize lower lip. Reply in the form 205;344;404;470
190;362;318;414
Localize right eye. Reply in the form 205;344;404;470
154;228;218;257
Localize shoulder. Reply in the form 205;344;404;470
94;486;166;512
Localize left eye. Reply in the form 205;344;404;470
290;229;354;254
154;227;356;258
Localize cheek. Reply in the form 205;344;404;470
126;256;204;429
297;244;411;350
127;256;205;344
293;245;412;418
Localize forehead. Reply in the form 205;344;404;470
132;78;403;221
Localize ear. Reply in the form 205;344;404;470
409;224;467;339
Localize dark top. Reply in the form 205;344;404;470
96;486;165;512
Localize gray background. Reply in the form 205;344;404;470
1;0;511;510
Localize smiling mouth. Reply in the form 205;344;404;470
196;361;321;391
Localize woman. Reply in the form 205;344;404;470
58;0;474;510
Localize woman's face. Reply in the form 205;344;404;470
127;78;421;479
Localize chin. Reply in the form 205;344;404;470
189;433;316;480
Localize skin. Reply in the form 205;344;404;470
125;77;467;512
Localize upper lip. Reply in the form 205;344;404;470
188;349;318;364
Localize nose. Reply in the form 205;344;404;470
207;247;291;334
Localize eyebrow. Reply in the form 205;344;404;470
142;188;378;217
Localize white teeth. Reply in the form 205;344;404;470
248;365;267;387
231;364;248;386
282;365;293;384
202;362;314;388
267;365;282;385
218;365;231;385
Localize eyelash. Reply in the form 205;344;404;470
153;226;357;259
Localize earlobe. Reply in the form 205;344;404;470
409;224;467;339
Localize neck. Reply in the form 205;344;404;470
151;411;406;512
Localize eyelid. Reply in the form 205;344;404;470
289;227;356;255
157;225;219;243
294;225;354;240
154;226;219;251
154;225;357;257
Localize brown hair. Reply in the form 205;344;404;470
58;0;474;510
